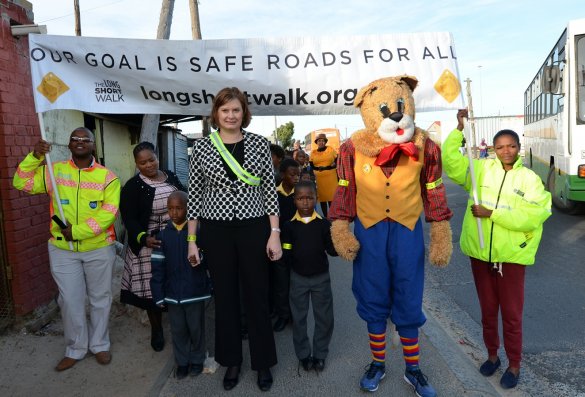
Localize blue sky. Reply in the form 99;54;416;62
30;0;583;141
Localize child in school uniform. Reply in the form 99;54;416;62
150;191;212;379
272;158;301;332
281;180;338;372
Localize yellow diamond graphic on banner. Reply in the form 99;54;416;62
434;69;460;103
37;72;70;103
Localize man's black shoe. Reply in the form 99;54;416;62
273;317;289;332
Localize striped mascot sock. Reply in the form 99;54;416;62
400;336;420;369
367;323;386;364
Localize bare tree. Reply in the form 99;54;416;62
188;1;210;137
73;0;81;36
139;0;175;146
189;0;201;40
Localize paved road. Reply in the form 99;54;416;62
426;176;585;397
154;194;506;396
156;249;500;397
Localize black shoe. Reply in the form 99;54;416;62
500;368;520;389
223;366;240;391
313;358;325;372
241;327;249;340
273;317;289;332
151;329;165;352
175;365;189;380
299;356;314;371
190;363;203;377
479;357;501;376
257;368;273;391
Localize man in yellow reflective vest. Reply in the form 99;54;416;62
13;127;120;372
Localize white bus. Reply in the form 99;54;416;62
524;18;585;213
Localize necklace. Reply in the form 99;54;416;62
230;141;238;155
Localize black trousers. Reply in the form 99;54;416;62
200;217;277;370
270;259;291;319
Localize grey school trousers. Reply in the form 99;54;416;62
168;301;206;366
289;270;334;360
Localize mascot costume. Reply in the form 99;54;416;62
328;76;453;396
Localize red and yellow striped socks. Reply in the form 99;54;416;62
400;336;420;369
369;332;386;363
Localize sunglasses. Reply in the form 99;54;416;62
70;136;94;143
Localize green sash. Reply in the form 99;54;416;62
210;131;261;186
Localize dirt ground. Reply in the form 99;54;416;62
0;255;191;397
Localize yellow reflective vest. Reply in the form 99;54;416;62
442;129;551;265
13;152;120;252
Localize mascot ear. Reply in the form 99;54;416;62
354;82;377;109
400;75;419;93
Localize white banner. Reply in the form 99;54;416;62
29;32;464;116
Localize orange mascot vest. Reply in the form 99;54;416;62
354;147;424;230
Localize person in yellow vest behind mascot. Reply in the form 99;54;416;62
329;76;453;397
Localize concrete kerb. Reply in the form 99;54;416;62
423;274;553;397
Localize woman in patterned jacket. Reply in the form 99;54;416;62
187;87;281;392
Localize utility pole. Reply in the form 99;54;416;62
189;0;202;39
73;0;81;36
139;0;175;146
464;78;478;158
188;0;210;137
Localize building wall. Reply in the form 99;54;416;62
0;0;57;316
96;119;136;185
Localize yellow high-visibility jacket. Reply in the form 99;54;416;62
442;129;551;265
13;152;120;252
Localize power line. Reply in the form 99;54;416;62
36;0;127;23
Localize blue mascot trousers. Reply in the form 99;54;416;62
352;218;426;336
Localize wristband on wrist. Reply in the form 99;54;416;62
271;227;281;233
187;234;197;242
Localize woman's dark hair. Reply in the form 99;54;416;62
133;141;156;159
279;158;300;173
295;180;317;195
209;87;251;130
493;129;521;147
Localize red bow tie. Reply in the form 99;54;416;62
375;142;418;166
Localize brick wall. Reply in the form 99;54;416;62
0;0;57;316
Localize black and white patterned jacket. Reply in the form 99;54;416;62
187;131;279;221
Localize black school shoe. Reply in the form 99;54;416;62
500;368;520;389
313;358;325;372
257;368;273;391
175;365;189;380
479;357;501;376
299;356;314;371
273;317;289;332
190;363;203;377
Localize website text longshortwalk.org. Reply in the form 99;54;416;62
139;86;358;108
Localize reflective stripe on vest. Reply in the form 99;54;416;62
210;131;261;186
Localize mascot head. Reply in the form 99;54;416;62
354;75;418;145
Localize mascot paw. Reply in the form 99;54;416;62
429;220;452;267
330;220;360;261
